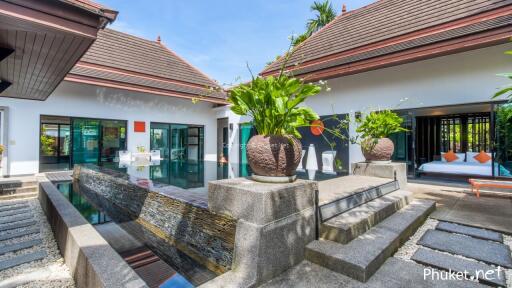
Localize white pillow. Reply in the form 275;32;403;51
441;152;465;163
454;153;465;162
466;152;479;163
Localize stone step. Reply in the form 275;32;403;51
412;247;506;287
320;190;413;244
306;199;435;282
0;208;31;218
0;238;42;255
0;220;37;233
0;204;29;213
0;214;33;225
0;250;47;271
0;227;39;241
0;192;38;201
0;186;38;196
436;221;503;243
318;180;400;222
418;229;512;269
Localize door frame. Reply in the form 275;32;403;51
0;107;8;176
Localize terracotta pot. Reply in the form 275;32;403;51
246;135;302;177
361;137;394;162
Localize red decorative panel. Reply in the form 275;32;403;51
134;121;146;133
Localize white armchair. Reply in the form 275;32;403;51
150;150;162;161
118;151;132;162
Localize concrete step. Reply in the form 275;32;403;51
318;179;400;222
306;199;435;282
412;247;506;287
320;190;413;244
0;214;33;225
0;227;39;241
0;186;38;196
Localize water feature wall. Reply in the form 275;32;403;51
73;165;236;274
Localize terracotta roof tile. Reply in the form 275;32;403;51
263;0;512;75
59;0;118;22
69;29;226;100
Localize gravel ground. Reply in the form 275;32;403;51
0;197;75;288
394;218;512;287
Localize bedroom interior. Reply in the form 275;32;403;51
391;102;512;179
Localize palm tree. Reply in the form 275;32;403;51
293;0;337;46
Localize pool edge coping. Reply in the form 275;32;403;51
37;176;148;288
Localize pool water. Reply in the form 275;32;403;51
56;181;205;287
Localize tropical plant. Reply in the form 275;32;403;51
229;75;320;138
0;144;4;154
493;50;512;99
355;110;407;139
40;127;56;156
293;0;337;46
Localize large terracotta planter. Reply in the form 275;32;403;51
246;135;302;177
361;137;394;162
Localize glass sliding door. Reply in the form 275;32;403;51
150;122;204;162
150;123;170;159
72;118;101;165
171;124;188;161
100;120;127;163
40;116;71;172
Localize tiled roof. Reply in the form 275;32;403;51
68;29;226;101
262;0;512;76
59;0;118;22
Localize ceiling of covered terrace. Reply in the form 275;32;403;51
0;0;117;101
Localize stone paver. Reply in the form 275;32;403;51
0;201;27;208
0;205;29;213
0;214;33;225
436;221;503;242
0;238;42;255
261;258;485;288
418;229;512;268
0;220;37;232
0;227;40;241
0;250;47;271
0;208;31;218
411;247;506;287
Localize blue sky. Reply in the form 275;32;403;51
101;0;374;86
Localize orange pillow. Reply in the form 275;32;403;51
474;151;491;164
443;151;458;162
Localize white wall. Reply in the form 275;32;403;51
304;43;512;164
0;82;219;175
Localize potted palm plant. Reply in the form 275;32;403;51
229;75;321;182
355;110;407;163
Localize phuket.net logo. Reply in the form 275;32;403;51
423;267;504;282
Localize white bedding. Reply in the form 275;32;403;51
418;161;496;176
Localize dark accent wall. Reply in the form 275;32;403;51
297;114;350;174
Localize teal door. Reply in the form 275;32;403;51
72;118;101;165
150;123;171;159
239;123;255;177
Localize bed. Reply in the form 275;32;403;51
418;161;511;177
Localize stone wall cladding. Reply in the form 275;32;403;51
74;165;236;273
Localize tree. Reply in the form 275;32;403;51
493;50;512;99
292;1;337;47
